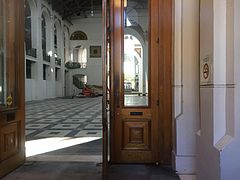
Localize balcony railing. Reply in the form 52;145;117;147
65;61;87;69
43;50;51;62
26;48;37;58
55;58;62;66
80;63;87;68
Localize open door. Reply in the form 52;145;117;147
110;0;173;164
110;0;160;163
0;0;25;178
102;0;111;179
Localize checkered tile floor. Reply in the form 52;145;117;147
26;97;102;140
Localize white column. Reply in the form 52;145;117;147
174;0;200;175
197;0;236;179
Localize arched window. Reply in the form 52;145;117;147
41;15;48;62
25;1;32;52
54;24;58;57
54;21;61;66
72;46;87;68
63;27;70;63
124;34;143;94
78;48;87;65
64;32;66;61
70;31;88;40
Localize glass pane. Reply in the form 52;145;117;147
0;0;17;108
123;0;149;107
0;0;5;105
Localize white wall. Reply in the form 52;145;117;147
197;0;240;179
68;17;103;88
219;0;240;179
197;0;221;178
173;0;199;175
25;0;70;101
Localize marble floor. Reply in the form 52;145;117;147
25;97;102;141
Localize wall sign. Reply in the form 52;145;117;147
200;55;213;85
203;63;209;79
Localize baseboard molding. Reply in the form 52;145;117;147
174;155;196;174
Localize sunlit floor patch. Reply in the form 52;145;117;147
25;137;101;157
27;155;102;162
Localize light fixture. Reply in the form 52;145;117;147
91;0;94;16
48;51;53;57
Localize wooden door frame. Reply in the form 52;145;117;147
0;0;25;177
108;0;173;165
102;0;110;179
158;0;173;165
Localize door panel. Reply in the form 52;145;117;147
110;0;172;164
1;123;19;161
122;120;150;150
0;0;25;178
111;0;159;163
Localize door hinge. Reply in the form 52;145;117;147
157;99;159;106
157;37;159;44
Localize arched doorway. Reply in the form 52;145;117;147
123;34;147;105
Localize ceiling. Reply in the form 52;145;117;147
45;0;148;20
45;0;102;19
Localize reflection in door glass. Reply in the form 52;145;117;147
123;0;149;107
0;1;5;105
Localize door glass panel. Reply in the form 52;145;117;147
0;0;5;105
0;0;16;108
123;0;149;107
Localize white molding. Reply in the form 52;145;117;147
175;155;196;174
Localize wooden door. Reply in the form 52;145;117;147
110;0;172;164
0;0;25;178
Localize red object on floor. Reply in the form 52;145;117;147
82;86;94;96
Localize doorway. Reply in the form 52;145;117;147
23;0;104;166
0;0;104;178
0;0;173;178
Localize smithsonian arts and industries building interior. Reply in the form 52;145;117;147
0;0;240;180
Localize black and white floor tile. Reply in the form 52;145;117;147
26;97;102;140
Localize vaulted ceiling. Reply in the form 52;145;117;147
45;0;102;19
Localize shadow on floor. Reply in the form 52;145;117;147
2;161;101;180
3;162;180;180
108;164;180;180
